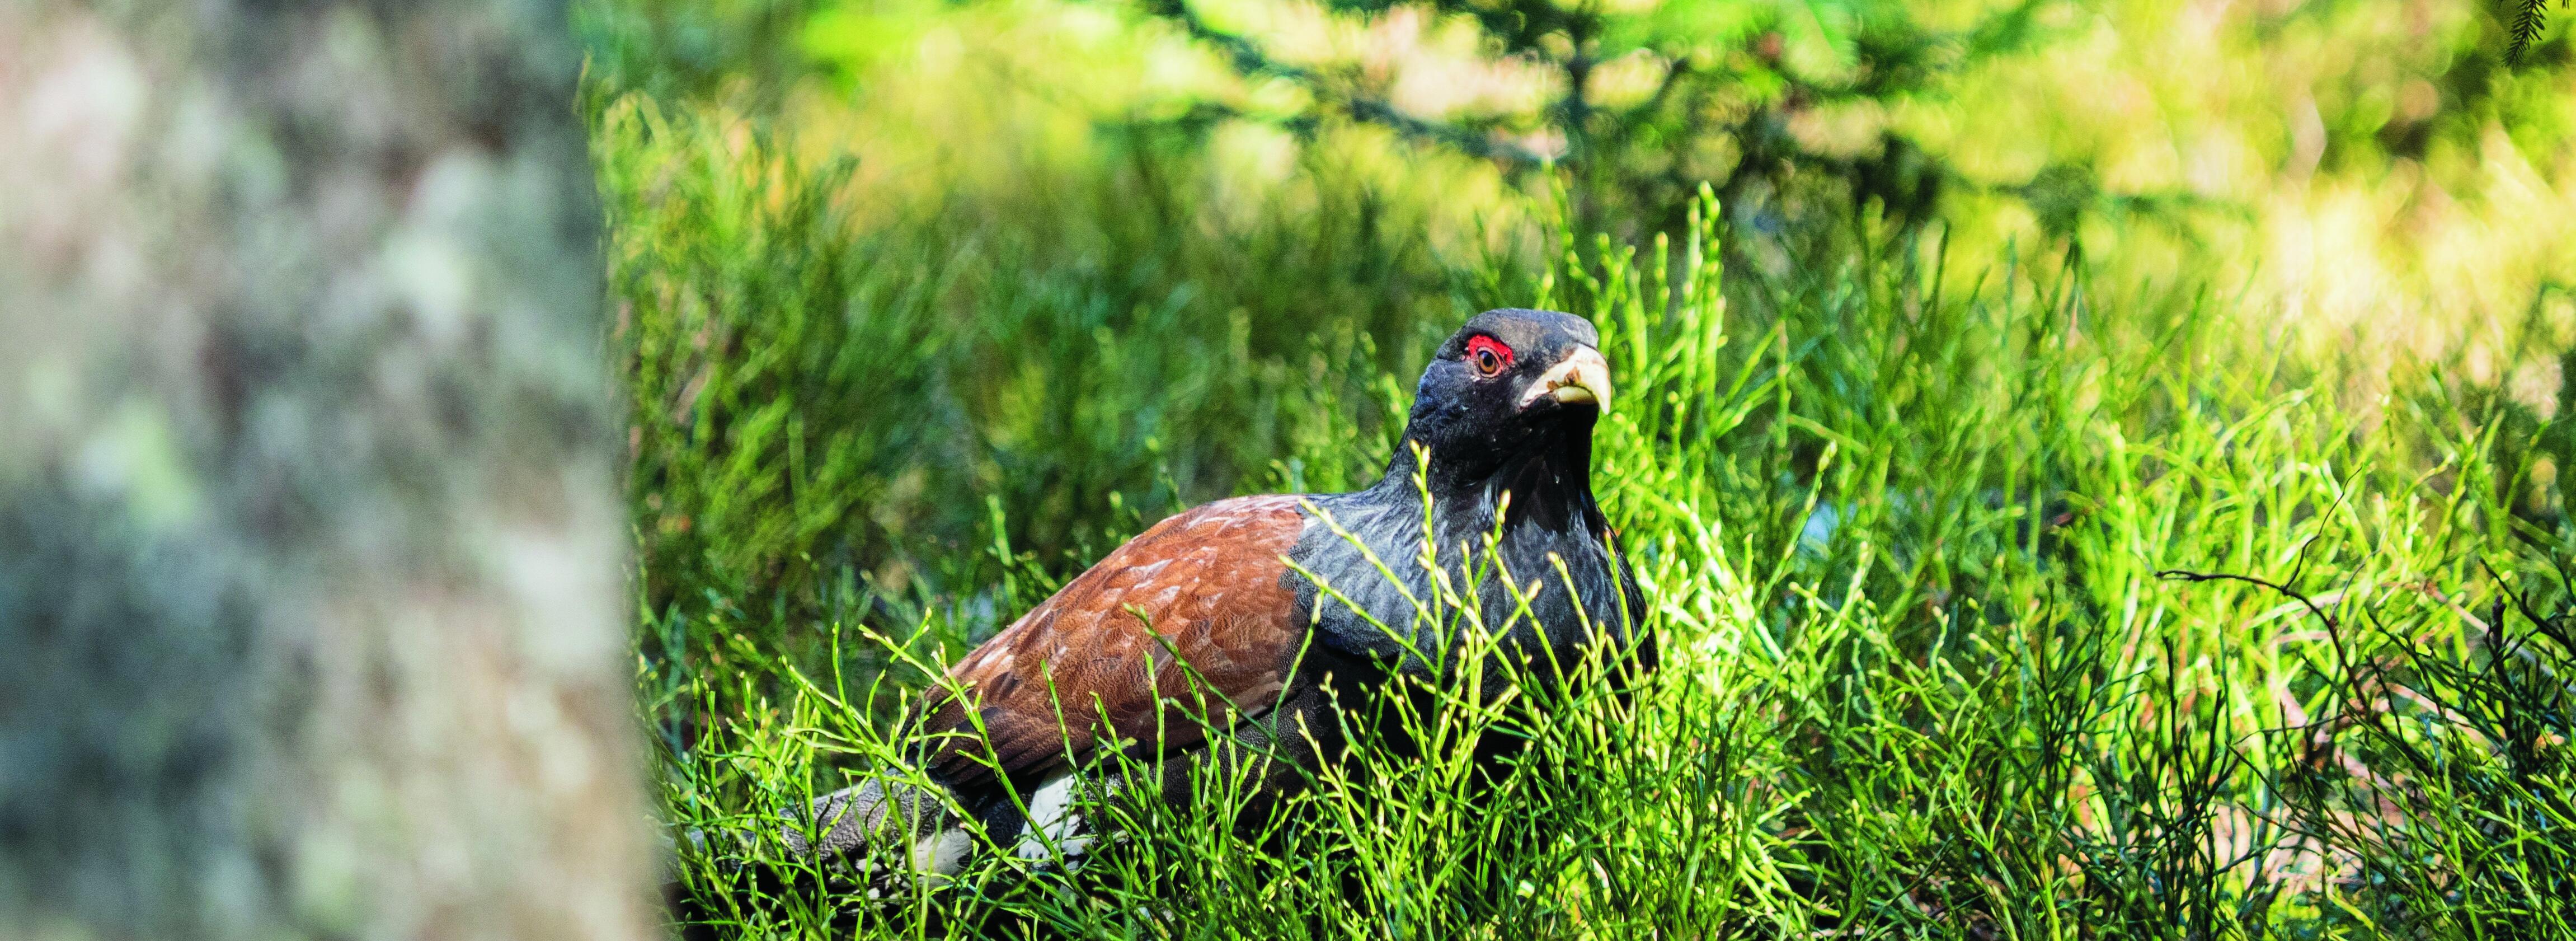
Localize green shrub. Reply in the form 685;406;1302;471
598;94;1499;678
646;184;2576;936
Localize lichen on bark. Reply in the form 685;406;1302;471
0;3;653;939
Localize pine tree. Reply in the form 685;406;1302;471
1138;0;2051;237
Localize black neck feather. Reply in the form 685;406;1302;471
1296;411;1634;678
1369;414;1602;544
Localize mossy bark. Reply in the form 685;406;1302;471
0;2;652;938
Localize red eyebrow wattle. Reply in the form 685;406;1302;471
1467;335;1514;368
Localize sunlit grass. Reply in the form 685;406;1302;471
622;135;2576;933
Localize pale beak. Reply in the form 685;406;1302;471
1517;345;1613;413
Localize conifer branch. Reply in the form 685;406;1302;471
1140;0;1550;166
2508;0;2559;62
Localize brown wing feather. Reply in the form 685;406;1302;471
919;495;1308;794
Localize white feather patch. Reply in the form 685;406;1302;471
910;827;974;876
1014;774;1101;863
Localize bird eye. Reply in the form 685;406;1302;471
1465;336;1513;377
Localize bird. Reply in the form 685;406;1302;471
772;308;1652;886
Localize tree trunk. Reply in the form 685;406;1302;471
0;2;654;939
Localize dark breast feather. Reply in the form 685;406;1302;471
917;495;1309;797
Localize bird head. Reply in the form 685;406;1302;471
1397;308;1613;489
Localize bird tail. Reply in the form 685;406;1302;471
782;778;976;879
667;773;974;921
